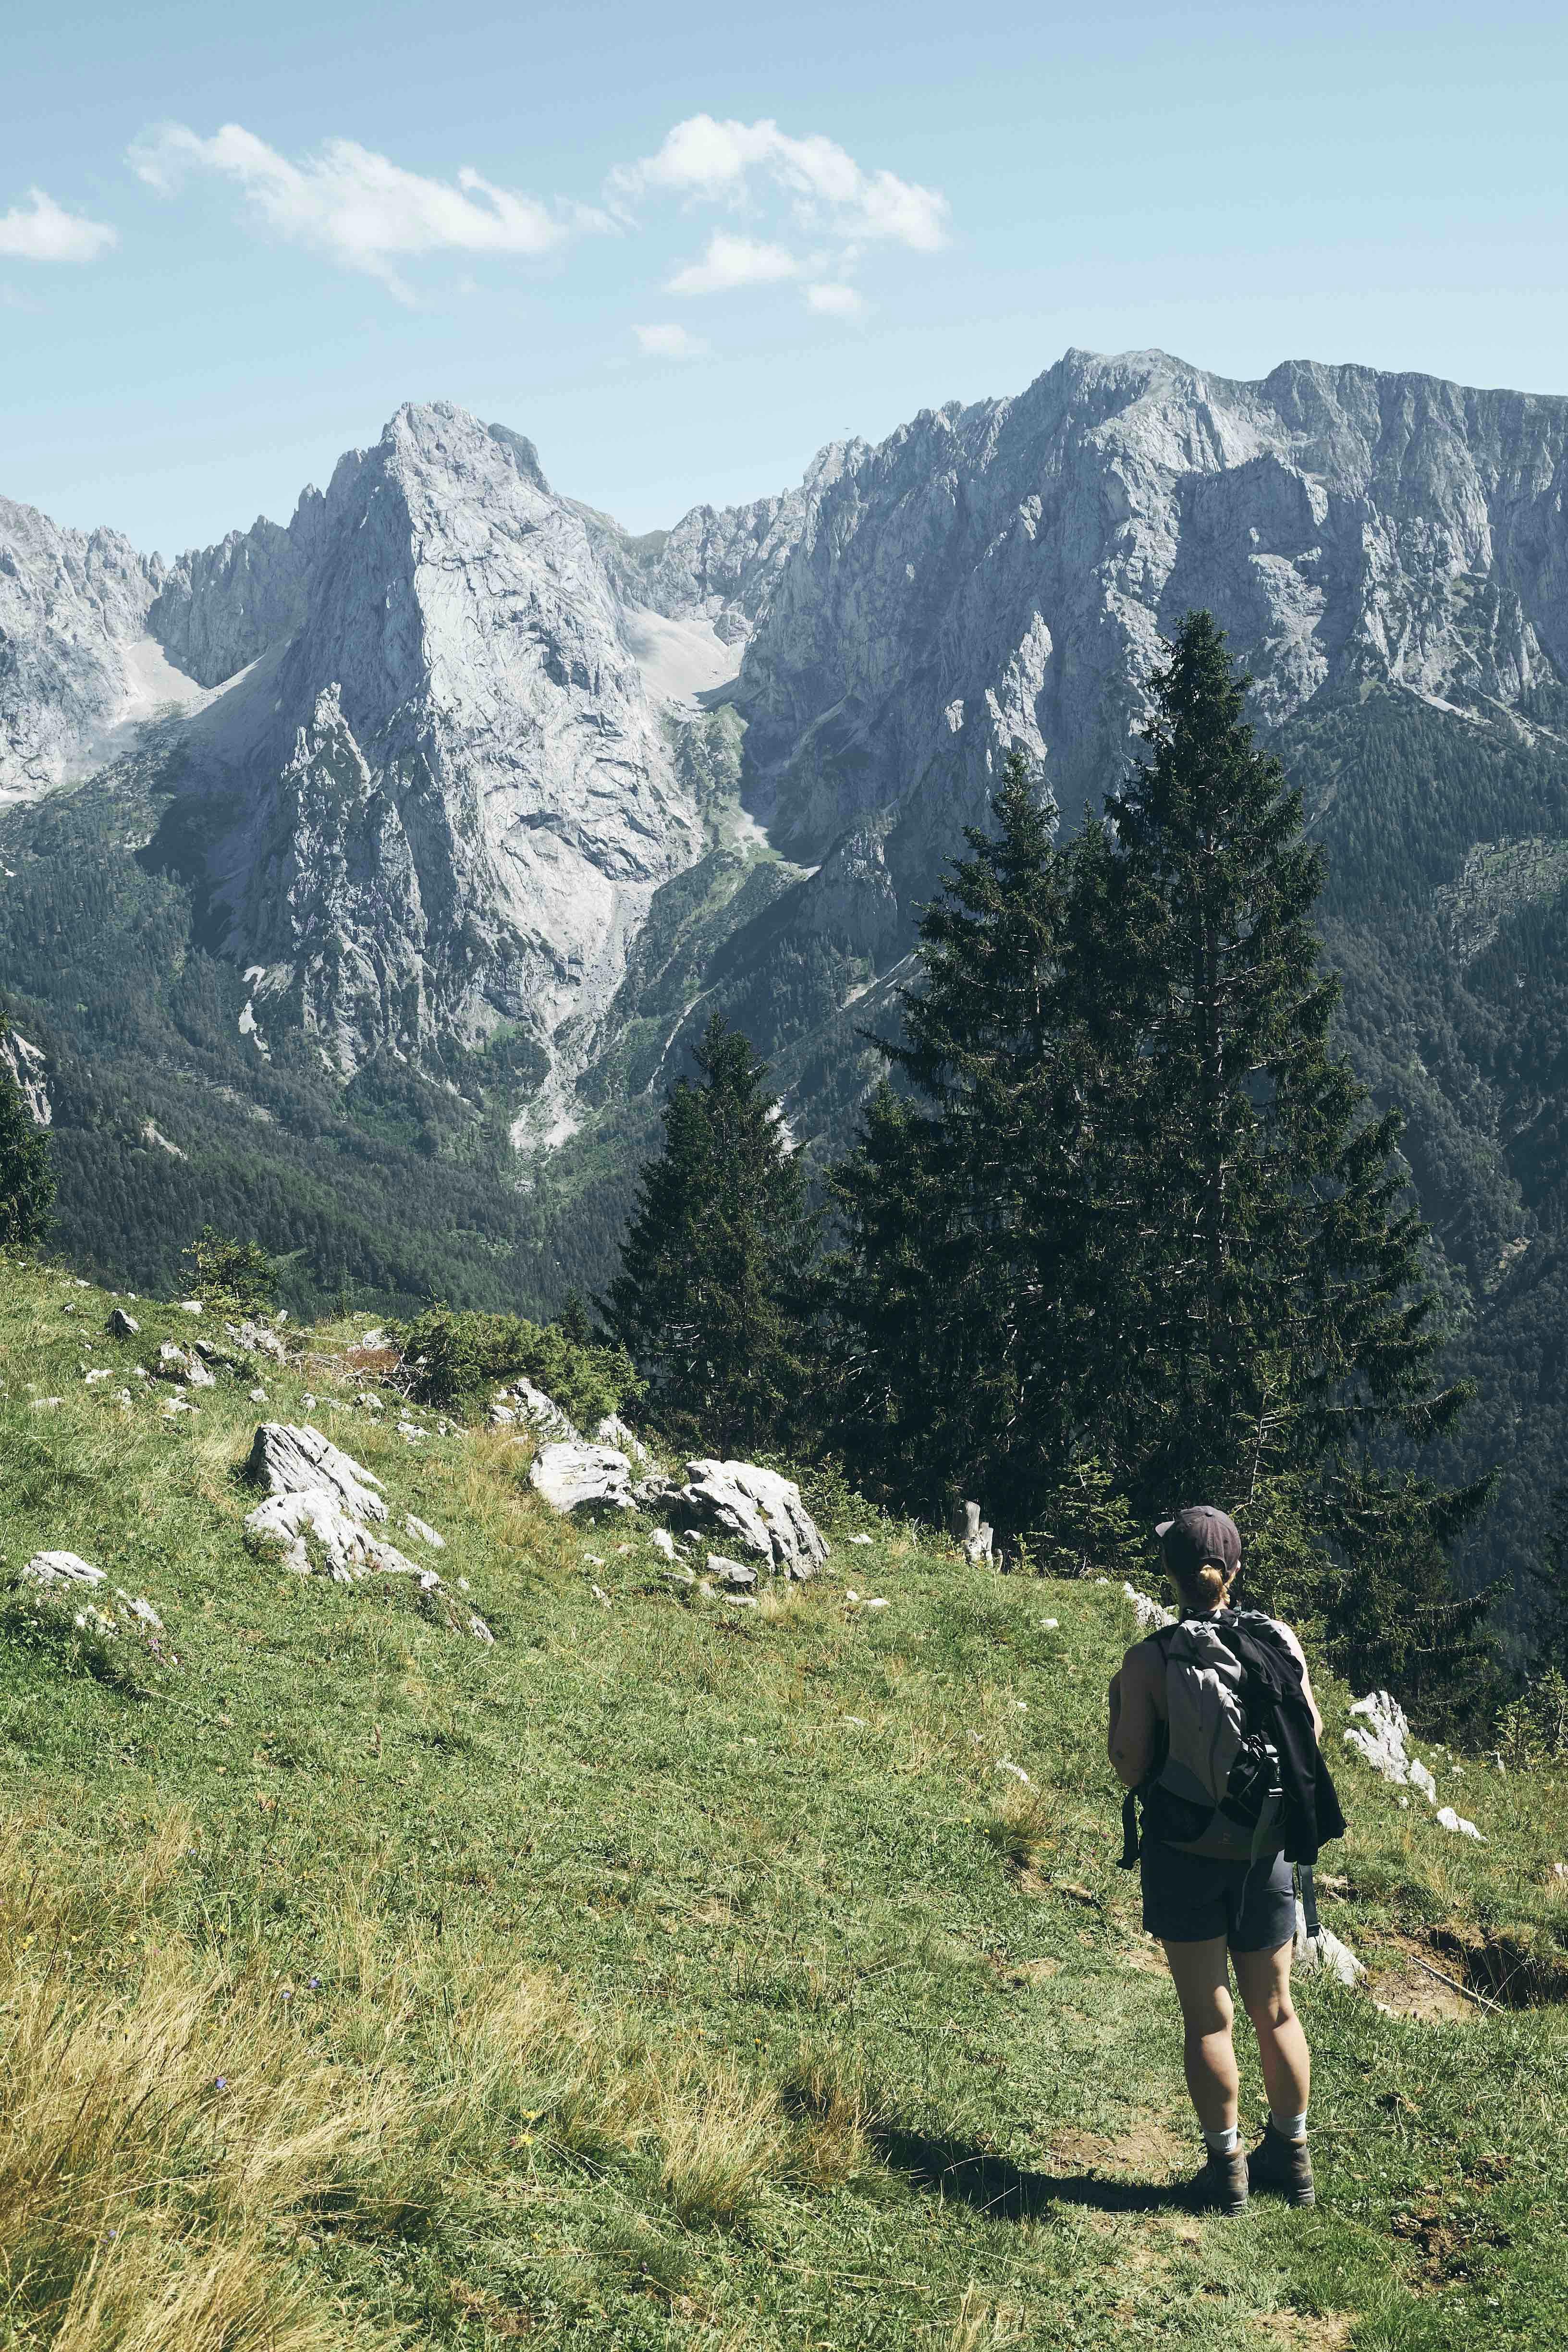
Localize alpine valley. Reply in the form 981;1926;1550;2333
5;345;1568;1594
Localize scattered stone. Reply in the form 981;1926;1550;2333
111;1388;132;1407
846;1531;873;1545
163;1397;199;1416
405;1514;445;1548
227;1319;286;1362
84;1368;112;1384
302;1392;317;1409
707;1553;758;1592
179;1300;203;1314
648;1528;677;1562
355;1391;384;1411
1409;1758;1439;1804
865;1595;889;1610
1436;1805;1483;1841
106;1307;140;1338
1294;1902;1365;1985
997;1760;1030;1785
1123;1581;1176;1633
672;1460;828;1577
247;1423;387;1520
249;1387;269;1403
359;1326;385;1349
29;1397;62;1410
1042;1617;1060;1630
20;1551;106;1590
397;1422;427;1443
247;1488;427;1583
583;1552;606;1567
156;1341;215;1389
529;1441;634;1514
589;1582;612;1610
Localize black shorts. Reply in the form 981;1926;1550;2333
1140;1844;1296;1952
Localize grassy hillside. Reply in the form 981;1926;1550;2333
1;1254;1566;2351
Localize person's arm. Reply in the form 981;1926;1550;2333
1107;1642;1160;1789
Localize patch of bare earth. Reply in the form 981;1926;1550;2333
1253;2315;1354;2351
1365;1935;1475;2024
1048;2119;1188;2178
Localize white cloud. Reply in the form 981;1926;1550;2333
128;122;563;294
633;322;709;360
804;282;865;318
0;187;117;264
613;114;950;252
666;231;800;296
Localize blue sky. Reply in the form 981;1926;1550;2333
4;0;1567;557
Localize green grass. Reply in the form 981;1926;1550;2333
1;1256;1566;2349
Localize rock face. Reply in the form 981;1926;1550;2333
740;348;1568;919
0;497;162;797
0;1030;51;1127
156;404;715;1078
10;349;1568;1135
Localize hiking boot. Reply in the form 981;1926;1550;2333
1189;2144;1250;2216
1249;2122;1315;2206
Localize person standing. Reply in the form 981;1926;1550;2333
1107;1506;1324;2216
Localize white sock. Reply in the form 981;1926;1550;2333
1202;2124;1240;2155
1269;2109;1308;2142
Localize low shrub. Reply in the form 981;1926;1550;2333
398;1306;643;1427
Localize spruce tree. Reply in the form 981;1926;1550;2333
0;1012;53;1250
1065;609;1477;1518
831;753;1082;1528
604;1015;819;1454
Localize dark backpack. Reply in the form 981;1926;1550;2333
1118;1608;1346;1870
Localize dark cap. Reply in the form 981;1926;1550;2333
1155;1505;1242;1580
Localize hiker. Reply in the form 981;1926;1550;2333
1106;1505;1339;2217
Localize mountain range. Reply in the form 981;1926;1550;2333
4;345;1568;1607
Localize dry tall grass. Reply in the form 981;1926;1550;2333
0;1809;825;2347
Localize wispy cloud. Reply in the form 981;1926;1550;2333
0;188;117;264
804;282;865;318
613;114;950;252
128;123;564;296
632;322;710;360
666;232;800;297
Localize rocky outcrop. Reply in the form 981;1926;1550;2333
529;1440;635;1513
244;1420;491;1637
0;1029;50;1127
671;1460;828;1577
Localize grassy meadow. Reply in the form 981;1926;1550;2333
0;1256;1566;2350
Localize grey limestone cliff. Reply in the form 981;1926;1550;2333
0;498;163;797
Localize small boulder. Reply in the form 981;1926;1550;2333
596;1412;649;1465
501;1379;580;1442
706;1552;758;1592
106;1307;140;1338
20;1551;107;1591
245;1422;387;1522
529;1441;634;1513
673;1460;828;1578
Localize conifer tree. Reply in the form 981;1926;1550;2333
0;1011;54;1250
1065;610;1477;1518
831;753;1083;1527
604;1015;819;1454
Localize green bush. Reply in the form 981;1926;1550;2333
398;1306;643;1428
185;1225;279;1312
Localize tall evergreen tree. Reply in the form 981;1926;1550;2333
831;754;1083;1526
1065;610;1478;1519
604;1015;818;1454
0;1010;54;1250
833;616;1497;1715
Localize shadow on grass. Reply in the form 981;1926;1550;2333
873;2123;1186;2218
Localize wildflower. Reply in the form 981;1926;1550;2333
214;2076;229;2092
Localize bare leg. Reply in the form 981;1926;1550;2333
1232;1939;1311;2119
1161;1936;1237;2131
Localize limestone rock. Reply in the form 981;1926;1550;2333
529;1441;634;1513
1343;1690;1416;1784
706;1553;759;1592
0;1029;50;1126
1123;1582;1176;1634
673;1460;827;1577
19;1551;107;1590
595;1412;649;1465
245;1421;388;1521
495;1379;578;1441
106;1307;140;1337
1294;1902;1365;1985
